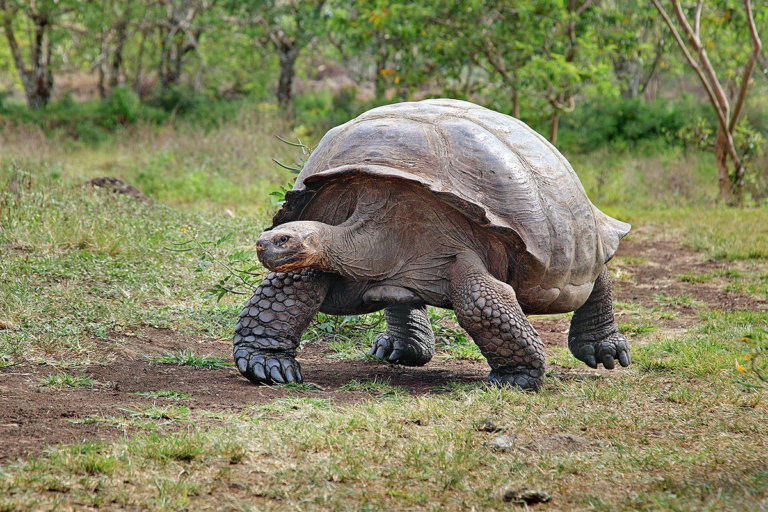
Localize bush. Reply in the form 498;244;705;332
558;96;710;152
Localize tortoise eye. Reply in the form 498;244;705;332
278;235;289;245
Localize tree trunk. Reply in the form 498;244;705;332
97;21;107;96
133;27;147;95
374;40;387;100
614;54;641;99
109;18;129;89
275;39;298;109
511;85;519;118
7;14;53;109
158;27;167;87
549;109;559;145
715;124;733;203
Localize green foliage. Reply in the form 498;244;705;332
559;96;706;152
737;328;768;387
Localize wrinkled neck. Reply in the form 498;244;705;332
321;190;390;279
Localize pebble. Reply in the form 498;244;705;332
488;435;515;452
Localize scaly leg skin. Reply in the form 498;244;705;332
568;266;631;370
233;269;329;384
368;304;435;366
449;255;546;391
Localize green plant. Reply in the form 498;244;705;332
737;328;768;387
147;350;233;369
39;374;96;388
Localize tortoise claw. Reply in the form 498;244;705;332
369;332;431;366
570;331;630;371
234;348;302;385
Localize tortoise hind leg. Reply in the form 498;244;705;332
369;305;435;366
449;254;546;390
568;266;631;369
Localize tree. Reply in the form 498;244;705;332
601;0;668;100
0;0;70;109
327;1;437;101
651;0;763;203
245;0;327;110
424;1;614;144
156;0;217;89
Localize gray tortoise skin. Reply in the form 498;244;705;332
233;99;631;390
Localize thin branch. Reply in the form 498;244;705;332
651;0;740;169
729;0;763;133
693;0;703;36
549;95;576;113
672;0;730;122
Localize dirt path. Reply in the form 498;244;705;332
2;237;766;463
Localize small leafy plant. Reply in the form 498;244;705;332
736;328;767;387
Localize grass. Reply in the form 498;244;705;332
339;377;409;398
130;389;194;400
305;312;383;359
1;111;768;511
39;373;96;388
147;349;233;369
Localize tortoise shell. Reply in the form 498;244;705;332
272;99;629;309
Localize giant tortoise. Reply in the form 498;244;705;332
233;99;631;390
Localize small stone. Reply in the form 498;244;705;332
487;435;515;452
496;486;551;505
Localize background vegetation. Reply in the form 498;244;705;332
0;0;767;201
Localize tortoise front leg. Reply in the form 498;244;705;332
233;269;329;384
449;255;546;391
369;305;435;366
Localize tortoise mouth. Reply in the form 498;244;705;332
256;248;310;272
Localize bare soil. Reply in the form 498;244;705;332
1;236;766;463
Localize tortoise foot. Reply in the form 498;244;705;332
234;347;303;385
368;332;432;366
569;331;631;370
488;366;544;391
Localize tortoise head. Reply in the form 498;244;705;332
256;221;326;272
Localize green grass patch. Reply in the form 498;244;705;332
130;389;193;400
677;272;713;283
634;310;768;377
134;430;205;463
340;378;408;398
39;373;96;388
547;346;582;368
430;309;485;361
305;312;383;359
618;320;659;337
654;293;702;307
147;349;233;369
